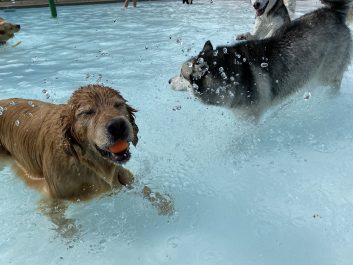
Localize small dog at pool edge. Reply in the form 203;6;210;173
0;17;20;45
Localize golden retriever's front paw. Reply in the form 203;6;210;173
112;167;135;188
143;186;175;216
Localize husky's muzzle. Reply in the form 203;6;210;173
253;0;269;16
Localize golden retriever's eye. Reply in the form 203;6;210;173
114;102;125;109
78;109;95;117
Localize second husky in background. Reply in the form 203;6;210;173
236;0;296;40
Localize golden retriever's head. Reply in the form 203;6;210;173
61;84;138;164
0;18;20;44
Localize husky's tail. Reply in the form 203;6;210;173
321;0;353;21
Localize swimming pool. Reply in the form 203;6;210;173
1;0;353;264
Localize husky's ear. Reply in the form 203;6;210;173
202;40;213;52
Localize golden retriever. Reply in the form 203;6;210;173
0;17;20;45
0;84;173;237
0;84;138;200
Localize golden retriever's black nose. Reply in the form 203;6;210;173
107;118;130;141
16;25;21;30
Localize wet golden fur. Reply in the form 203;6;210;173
0;17;20;44
0;84;138;200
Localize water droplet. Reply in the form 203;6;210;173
230;76;235;81
221;72;227;80
223;47;228;54
15;120;20;126
213;61;217;65
187;62;193;68
167;236;180;248
303;92;311;100
275;80;279;83
197;57;204;64
28;101;35;107
42;89;50;99
213;50;218;57
243;58;247;62
218;67;224;73
10;101;16;106
172;105;182;111
261;62;268;68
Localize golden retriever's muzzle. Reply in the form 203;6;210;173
95;117;133;164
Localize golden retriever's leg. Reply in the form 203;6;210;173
12;162;50;195
142;186;175;216
38;199;79;239
114;168;174;216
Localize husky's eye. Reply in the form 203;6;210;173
197;57;204;64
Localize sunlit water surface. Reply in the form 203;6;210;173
1;0;353;264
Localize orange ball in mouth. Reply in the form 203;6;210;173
108;140;129;154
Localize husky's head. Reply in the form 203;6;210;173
169;41;239;107
250;0;273;16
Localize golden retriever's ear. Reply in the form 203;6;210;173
126;104;139;146
60;108;81;158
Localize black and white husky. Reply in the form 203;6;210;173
169;0;352;118
236;0;296;40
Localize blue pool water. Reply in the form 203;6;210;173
1;0;353;264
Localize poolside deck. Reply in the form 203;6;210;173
0;0;121;9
